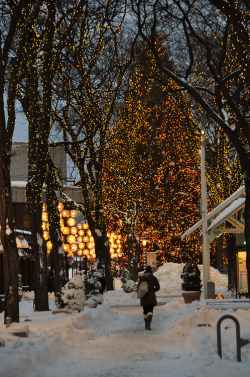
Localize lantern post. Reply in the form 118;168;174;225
201;130;210;299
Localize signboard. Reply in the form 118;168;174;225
146;252;157;272
237;251;248;293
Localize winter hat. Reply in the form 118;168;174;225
145;265;152;273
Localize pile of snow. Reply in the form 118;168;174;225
155;262;229;297
0;262;249;377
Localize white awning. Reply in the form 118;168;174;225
207;197;245;233
181;185;245;240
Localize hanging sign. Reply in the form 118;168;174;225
146;252;157;272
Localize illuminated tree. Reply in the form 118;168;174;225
50;0;138;289
0;0;41;323
132;0;250;292
205;127;242;288
104;107;143;279
17;1;58;311
104;43;202;276
186;43;243;286
17;2;86;309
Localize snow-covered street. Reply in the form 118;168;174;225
0;263;250;377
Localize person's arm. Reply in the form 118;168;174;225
154;277;160;292
137;278;142;291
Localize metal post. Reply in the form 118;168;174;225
217;314;241;362
143;242;146;269
201;131;210;299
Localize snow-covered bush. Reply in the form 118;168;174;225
55;274;85;311
120;268;136;293
181;262;202;291
84;261;105;305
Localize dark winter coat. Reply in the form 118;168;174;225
137;272;160;307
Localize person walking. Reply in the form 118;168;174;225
137;265;160;330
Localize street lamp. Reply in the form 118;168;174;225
201;130;210;299
41;203;97;276
107;232;123;273
142;238;149;269
42;204;125;276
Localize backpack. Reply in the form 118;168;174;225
137;280;148;299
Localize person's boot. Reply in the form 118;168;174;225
146;314;153;330
144;316;147;329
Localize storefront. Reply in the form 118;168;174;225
236;251;248;294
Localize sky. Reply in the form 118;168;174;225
9;98;28;142
13;114;28;142
11;102;79;182
0;262;249;377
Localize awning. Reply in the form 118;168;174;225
207;197;245;233
181;185;245;241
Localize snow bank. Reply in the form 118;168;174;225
155;262;228;296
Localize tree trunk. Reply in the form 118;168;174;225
226;233;237;291
93;231;113;291
133;239;141;281
126;234;134;276
27;190;49;311
0;164;20;323
34;236;49;311
46;169;67;299
126;234;140;281
215;235;224;273
125;203;139;281
26;141;49;311
0;61;19;324
25;119;49;311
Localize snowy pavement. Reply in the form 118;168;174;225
111;294;180;307
0;262;249;377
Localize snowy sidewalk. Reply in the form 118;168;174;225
0;263;249;377
111;294;181;307
1;295;250;377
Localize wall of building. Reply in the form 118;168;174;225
10;142;28;181
0;144;84;293
10;142;67;184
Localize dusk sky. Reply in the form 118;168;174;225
13;115;28;141
11;100;28;142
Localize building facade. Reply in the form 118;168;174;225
0;143;83;294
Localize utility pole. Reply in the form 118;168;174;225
201;130;210;299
